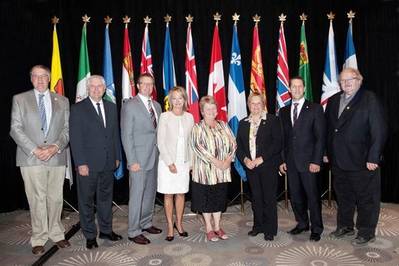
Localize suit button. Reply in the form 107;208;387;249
334;129;338;132
44;141;47;144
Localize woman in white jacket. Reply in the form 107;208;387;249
157;86;194;241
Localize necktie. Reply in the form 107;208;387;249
293;103;299;126
38;94;47;135
148;99;157;128
96;102;105;127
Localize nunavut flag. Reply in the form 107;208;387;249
207;19;227;122
50;22;64;95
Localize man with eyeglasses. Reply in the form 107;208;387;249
121;73;162;245
325;67;387;246
10;65;71;255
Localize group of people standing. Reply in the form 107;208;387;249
10;65;386;256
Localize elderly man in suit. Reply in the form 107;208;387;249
10;65;71;255
279;76;326;242
325;68;387;246
69;75;122;249
121;73;162;245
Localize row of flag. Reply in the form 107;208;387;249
50;11;358;181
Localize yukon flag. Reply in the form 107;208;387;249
122;17;135;101
298;16;313;101
250;16;267;111
162;16;176;110
228;19;247;181
208;14;227;122
343;11;358;69
321;14;340;108
185;16;200;123
76;17;91;103
275;14;291;110
50;17;72;185
103;18;124;179
140;17;157;100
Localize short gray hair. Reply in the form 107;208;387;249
87;75;106;87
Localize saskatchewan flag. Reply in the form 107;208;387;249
76;22;90;103
298;22;313;102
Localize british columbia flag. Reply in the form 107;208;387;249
275;21;291;111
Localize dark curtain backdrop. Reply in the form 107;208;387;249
1;0;398;212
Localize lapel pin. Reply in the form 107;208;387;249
347;106;350;109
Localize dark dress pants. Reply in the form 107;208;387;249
332;167;381;238
247;162;278;236
77;170;114;240
287;156;323;234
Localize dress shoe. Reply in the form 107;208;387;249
174;223;188;237
309;233;321;242
248;230;261;237
128;234;151;245
329;227;355;239
288;226;309;235
99;231;123;241
56;239;71;248
86;238;98;249
264;234;274;241
142;226;162;234
32;246;45;256
165;236;174;241
351;235;375;246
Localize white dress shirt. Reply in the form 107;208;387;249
34;88;52;131
89;97;106;127
290;97;305;126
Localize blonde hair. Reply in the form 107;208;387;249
247;91;266;108
168;86;188;111
199;95;217;113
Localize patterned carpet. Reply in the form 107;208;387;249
1;202;399;265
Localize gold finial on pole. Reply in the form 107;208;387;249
232;12;240;25
347;10;356;23
327;12;335;21
82;14;91;24
104;15;112;25
51;16;59;25
164;14;172;25
144;15;152;24
213;12;221;26
300;13;307;25
186;14;194;24
279;13;287;24
253;14;261;26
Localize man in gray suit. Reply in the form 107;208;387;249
10;65;71;255
121;73;162;245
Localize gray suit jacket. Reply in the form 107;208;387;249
10;89;69;167
121;96;162;171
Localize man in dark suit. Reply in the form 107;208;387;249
121;73;162;245
70;75;122;249
325;68;387;246
279;76;326;242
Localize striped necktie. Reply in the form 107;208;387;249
293;103;299;126
148;99;157;128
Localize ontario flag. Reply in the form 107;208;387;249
250;21;267;110
185;20;200;123
207;22;227;122
140;22;157;100
122;20;135;101
275;18;291;111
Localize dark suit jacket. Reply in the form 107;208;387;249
280;100;326;172
70;98;121;172
325;89;387;171
236;114;282;168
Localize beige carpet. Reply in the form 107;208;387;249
1;202;399;265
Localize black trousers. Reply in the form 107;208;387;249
77;170;114;240
247;163;278;236
287;159;323;234
332;167;381;238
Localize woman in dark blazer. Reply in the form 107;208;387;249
236;92;282;241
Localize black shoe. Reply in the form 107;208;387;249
142;226;162;234
248;230;260;237
99;231;123;241
86;238;98;249
174;223;188;237
128;234;151;245
264;234;274;241
351;235;375;246
309;233;321;242
329;227;355;239
288;226;309;235
165;236;174;241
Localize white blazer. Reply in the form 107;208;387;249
157;111;194;166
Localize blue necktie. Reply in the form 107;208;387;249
39;94;47;135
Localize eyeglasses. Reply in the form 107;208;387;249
340;78;358;83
